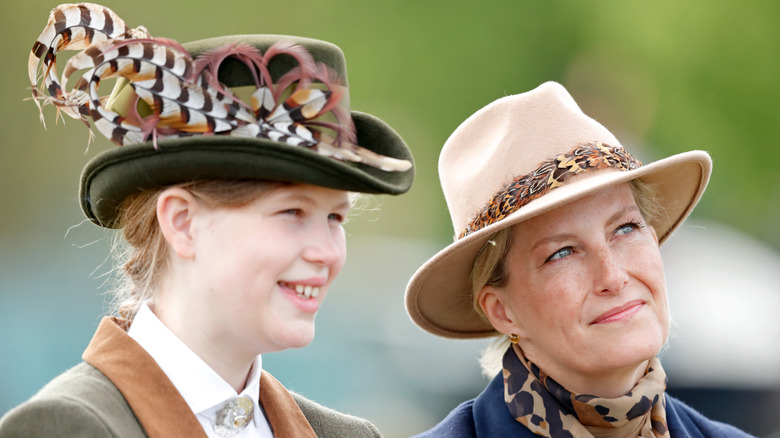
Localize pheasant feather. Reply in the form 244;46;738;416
28;2;411;172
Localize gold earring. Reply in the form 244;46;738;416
509;334;519;344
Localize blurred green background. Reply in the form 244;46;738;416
1;0;778;436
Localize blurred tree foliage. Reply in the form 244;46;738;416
1;2;778;434
1;0;777;249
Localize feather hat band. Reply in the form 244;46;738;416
405;81;711;339
28;3;414;228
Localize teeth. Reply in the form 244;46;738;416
283;282;320;299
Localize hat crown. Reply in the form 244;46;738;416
184;34;349;87
439;82;622;237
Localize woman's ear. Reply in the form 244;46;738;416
157;187;199;260
478;285;525;339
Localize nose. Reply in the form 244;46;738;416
302;223;345;267
592;245;629;295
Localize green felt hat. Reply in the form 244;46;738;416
28;4;414;228
77;35;415;228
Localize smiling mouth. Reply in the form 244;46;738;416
592;300;644;324
279;281;320;299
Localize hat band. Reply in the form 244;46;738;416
458;142;642;239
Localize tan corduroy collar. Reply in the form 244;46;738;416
82;316;316;438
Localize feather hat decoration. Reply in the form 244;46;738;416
28;3;414;227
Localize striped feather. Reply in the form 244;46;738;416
28;2;411;172
28;3;140;127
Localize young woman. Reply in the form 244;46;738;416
405;82;751;437
1;3;413;437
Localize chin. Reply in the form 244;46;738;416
594;328;665;371
281;325;316;350
612;339;664;370
286;337;314;350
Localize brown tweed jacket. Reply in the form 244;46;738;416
0;318;381;438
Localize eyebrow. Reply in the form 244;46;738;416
529;232;578;254
279;191;351;210
334;199;352;210
607;205;641;226
528;205;642;253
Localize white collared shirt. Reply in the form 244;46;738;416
128;302;274;438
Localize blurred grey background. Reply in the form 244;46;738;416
1;1;778;437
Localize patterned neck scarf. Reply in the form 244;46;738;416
503;345;670;438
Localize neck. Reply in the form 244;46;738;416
572;360;650;398
150;294;255;393
517;345;649;398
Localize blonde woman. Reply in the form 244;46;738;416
0;3;413;437
405;82;751;437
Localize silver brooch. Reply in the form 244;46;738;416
214;396;254;437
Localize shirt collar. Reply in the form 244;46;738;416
128;302;263;416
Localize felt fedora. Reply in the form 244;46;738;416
29;3;414;228
405;81;711;339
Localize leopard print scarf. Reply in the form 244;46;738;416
503;345;670;438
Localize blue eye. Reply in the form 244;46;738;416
615;220;644;237
328;213;345;223
546;247;572;263
278;209;305;219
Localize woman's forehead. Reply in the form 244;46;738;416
262;183;351;205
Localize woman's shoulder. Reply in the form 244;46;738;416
411;399;477;438
290;391;382;438
411;373;538;438
665;394;756;437
30;362;119;397
0;362;145;438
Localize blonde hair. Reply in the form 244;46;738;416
471;179;663;377
110;180;281;320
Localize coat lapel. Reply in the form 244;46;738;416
83;317;208;438
83;316;319;438
258;371;317;438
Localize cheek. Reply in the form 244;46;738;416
542;287;582;325
332;231;348;276
513;274;582;329
639;246;667;297
653;262;669;325
632;244;669;330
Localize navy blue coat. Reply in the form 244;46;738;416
413;373;754;437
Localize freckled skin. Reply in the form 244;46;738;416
491;183;668;397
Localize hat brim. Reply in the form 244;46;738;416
80;110;414;228
405;150;711;339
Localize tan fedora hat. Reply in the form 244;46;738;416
405;81;711;339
